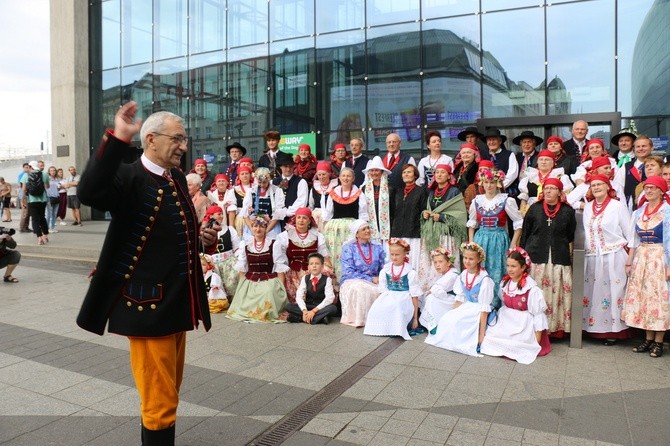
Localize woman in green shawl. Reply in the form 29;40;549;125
418;164;468;292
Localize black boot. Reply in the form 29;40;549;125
142;424;175;446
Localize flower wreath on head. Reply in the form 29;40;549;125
459;241;486;264
249;214;269;227
430;247;455;263
388;238;411;263
504;247;532;288
477;167;505;190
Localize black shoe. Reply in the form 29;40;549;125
633;339;653;353
286;314;302;323
650;342;664;358
19;229;31;233
603;339;617;346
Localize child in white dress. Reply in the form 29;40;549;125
425;242;494;356
419;247;459;335
364;238;421;340
480;248;551;364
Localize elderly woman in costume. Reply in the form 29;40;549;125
364;238;421;340
545;136;579;176
240;167;286;239
274;207;332;303
580;174;630;345
186;173;212;224
293;143;317;188
521;177;576;338
480;247;551;364
230;165;254;237
330;143;349;178
518;150;572;213
190;158;214;193
390;164;426;271
322;167;368;280
363;156;392;248
567;156;624;210
202;205;241;301
339;220;386;327
309;161;339;231
207;173;237;227
622;176;670;358
453;143;481;210
419;164;467;291
572;139;616;186
468;166;523;300
226;216;288;323
417;131;454;188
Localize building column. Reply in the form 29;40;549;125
50;0;90;219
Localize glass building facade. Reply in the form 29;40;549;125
89;0;670;169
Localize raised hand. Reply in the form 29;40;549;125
114;101;143;142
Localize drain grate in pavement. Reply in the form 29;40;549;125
248;337;404;446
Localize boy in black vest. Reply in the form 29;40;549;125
286;253;337;324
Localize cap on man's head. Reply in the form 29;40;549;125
28;161;40;170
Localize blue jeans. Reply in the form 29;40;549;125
46;199;58;229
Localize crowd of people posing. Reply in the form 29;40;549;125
194;125;670;364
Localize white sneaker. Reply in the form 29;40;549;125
59;222;67;226
51;229;58;233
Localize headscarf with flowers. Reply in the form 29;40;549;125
460;241;486;265
502;247;532;288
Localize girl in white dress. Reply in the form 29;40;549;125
480;248;551;364
364;239;421;340
419;247;459;335
425;242;494;356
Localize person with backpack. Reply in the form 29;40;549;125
20;161;50;245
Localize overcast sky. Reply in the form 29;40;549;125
0;0;50;158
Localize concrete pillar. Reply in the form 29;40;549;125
50;0;90;219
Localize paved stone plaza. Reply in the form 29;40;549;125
0;218;669;445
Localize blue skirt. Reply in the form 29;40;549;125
474;226;509;301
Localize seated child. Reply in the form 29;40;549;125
480;247;551;364
364;238;421;340
201;254;229;313
285;253;338;324
419;247;460;335
425;242;494;356
202;205;241;301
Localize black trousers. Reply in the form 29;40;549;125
286;303;338;324
28;201;49;237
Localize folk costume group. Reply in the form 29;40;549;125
76;104;669;446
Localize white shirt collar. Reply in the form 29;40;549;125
141;154;169;177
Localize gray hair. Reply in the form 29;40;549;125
140;111;183;149
339;167;355;177
350;136;365;147
185;173;202;187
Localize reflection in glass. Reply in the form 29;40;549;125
482;8;545;118
367;23;422;146
226;49;269;139
102;0;120;69
154;58;189;117
422;15;481;147
422;0;477;19
228;0;268;48
315;0;364;34
317;30;366;143
616;0;653;117
482;0;540;11
189;0;225;55
271;39;315;134
121;63;153;116
154;0;187;60
547;0;614;115
121;1;152;66
367;0;420;27
270;0;314;41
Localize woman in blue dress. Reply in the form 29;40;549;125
467;167;523;303
338;219;386;327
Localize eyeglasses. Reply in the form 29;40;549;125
153;132;189;145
